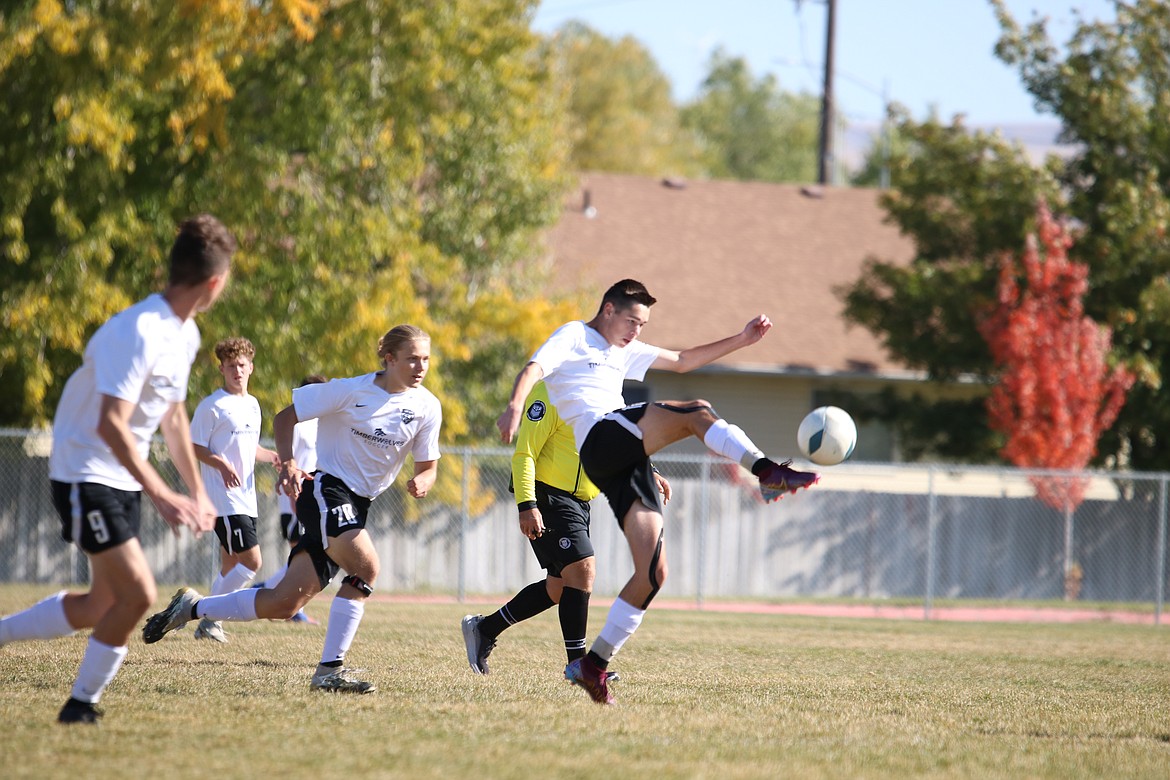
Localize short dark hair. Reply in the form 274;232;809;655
598;279;656;315
168;214;236;287
299;374;326;387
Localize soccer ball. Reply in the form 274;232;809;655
797;406;857;466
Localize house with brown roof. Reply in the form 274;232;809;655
543;172;983;462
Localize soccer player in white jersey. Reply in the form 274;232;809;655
256;373;326;625
143;325;442;694
0;215;234;724
496;279;819;704
189;337;280;642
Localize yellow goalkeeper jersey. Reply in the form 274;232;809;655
511;382;599;507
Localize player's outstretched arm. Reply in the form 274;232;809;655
497;362;544;444
652;314;773;374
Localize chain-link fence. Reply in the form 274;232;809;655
2;430;1167;621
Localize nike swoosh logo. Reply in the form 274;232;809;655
355;404;368;408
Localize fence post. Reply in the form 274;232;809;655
1157;476;1167;626
458;448;470;602
697;456;711;610
925;466;937;620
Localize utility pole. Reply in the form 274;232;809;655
816;0;836;185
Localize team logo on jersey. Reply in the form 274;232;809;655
559;537;571;550
526;400;546;422
350;427;405;448
401;409;415;425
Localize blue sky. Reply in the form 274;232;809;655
532;0;1117;129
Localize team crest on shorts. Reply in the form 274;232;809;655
559;537;571;550
526;400;546;421
401;408;415;425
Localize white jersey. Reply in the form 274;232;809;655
529;320;661;450
49;294;200;491
190;389;263;517
292;373;442;499
277;417;318;514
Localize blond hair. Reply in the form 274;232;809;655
377;325;429;361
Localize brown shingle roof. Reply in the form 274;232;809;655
544;172;917;376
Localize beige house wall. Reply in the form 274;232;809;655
635;370;986;463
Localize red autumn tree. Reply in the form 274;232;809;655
978;200;1135;513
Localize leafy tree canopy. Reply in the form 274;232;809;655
680;49;822;183
0;0;582;445
842;0;1170;468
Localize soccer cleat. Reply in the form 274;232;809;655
193;618;228;643
310;667;376;694
606;670;621;683
756;458;820;502
564;656;615;705
142;587;201;644
461;614;497;675
57;697;102;725
289;610;319;625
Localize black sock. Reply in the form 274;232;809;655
750;457;773;476
559;586;590;662
479;581;555;638
586;649;609;671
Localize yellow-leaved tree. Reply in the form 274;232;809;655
1;0;583;513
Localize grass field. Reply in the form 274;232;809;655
2;584;1169;779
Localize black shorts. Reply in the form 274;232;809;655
579;405;663;528
213;514;259;554
51;480;141;554
529;482;593;577
290;472;371;590
278;512;303;543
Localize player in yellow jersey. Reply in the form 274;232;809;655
462;382;669;676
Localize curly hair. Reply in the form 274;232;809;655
214;337;255;364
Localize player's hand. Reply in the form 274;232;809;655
406;471;436;499
497;404;521;444
217;460;241;489
278;460;309;501
194;490;217;535
742;314;773;345
653;471;672;505
519;507;545;540
152;487;208;538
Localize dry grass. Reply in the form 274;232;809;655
2;584;1169;779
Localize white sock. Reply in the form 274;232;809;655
195;588;259;622
209;572;227;597
703;419;765;471
220;563;257;593
0;591;75;644
70;637;128;704
590;597;645;663
320;597;365;665
262;564;289;590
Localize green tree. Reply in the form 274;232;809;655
544;21;699;176
0;0;579;445
841;0;1170;469
838;107;1059;461
993;0;1170;469
680;49;821;183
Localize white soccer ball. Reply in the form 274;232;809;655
797;406;857;466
